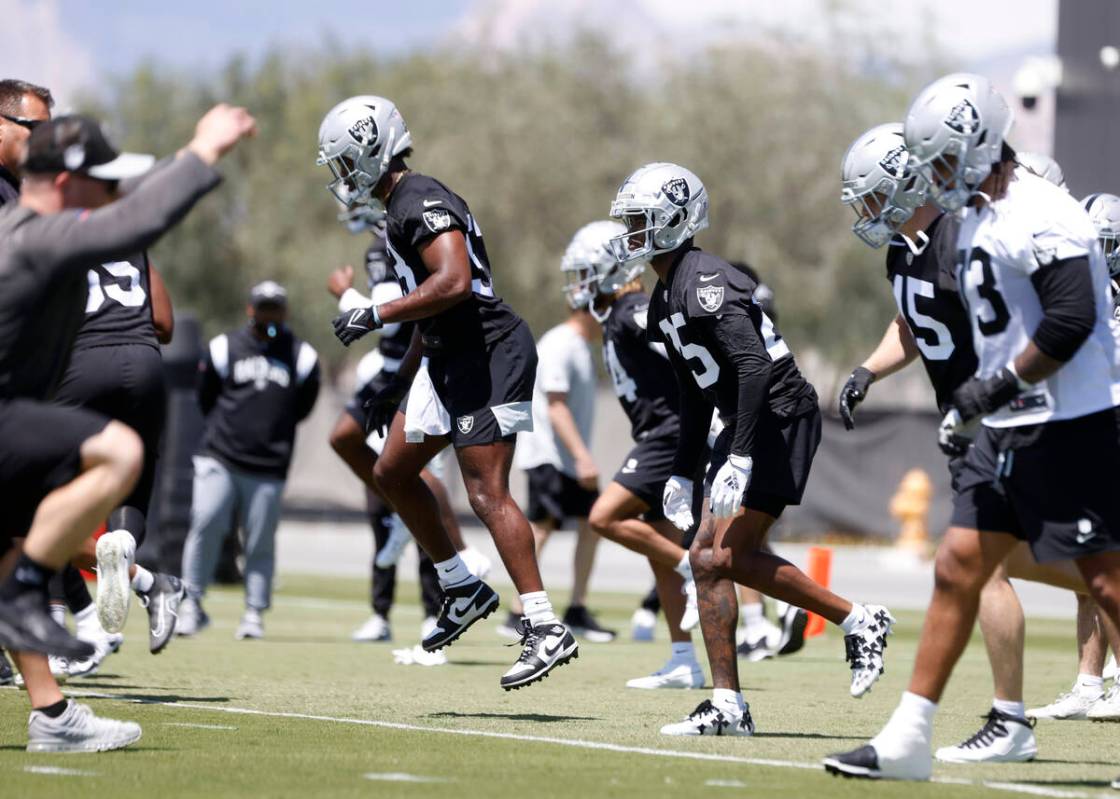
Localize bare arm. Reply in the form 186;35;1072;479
547;391;597;490
861;314;920;380
149;263;174;344
373;231;472;324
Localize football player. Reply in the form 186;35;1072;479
610;162;895;736
826;73;1120;781
561;220;704;687
319;96;576;689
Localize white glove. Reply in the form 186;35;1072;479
710;454;753;519
938;408;964;449
662;476;695;531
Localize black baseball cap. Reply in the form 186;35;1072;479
22;114;154;180
249;280;288;308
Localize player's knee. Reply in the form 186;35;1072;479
465;485;504;523
1086;573;1120;619
98;421;144;491
587;502;615;539
933;542;982;595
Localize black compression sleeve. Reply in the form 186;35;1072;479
1030;256;1097;362
705;314;772;457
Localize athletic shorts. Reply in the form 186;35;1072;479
613;433;677;521
526;464;597;527
0;399;110;544
950;406;1120;563
53;343;166;518
427;319;536;449
344;372;394;429
706;407;822;519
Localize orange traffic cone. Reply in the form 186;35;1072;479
805;546;832;638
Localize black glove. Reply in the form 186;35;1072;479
331;306;381;346
362;376;409;436
937;430;971;458
838;367;875;430
948;367;1022;424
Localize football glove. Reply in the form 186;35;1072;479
362;376;409;436
709;454;752;519
948;367;1022;424
838;366;874;430
332;305;382;346
662;476;695;532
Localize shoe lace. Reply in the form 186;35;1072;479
845;622;885;671
688;700;717;720
508;623;543;663
959;709;1031;750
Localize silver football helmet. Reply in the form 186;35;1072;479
841;123;928;248
1017;152;1067;190
608;163;709;263
904;73;1013;212
317;95;412;208
560;220;647;316
1082;193;1120;277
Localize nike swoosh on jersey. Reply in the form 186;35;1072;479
699;273;720;282
423;199;443;207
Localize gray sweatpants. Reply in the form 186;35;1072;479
181;455;285;611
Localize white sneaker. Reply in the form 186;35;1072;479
660;699;754;736
1105;654;1118;682
680;579;699;632
458;546;492;580
1029;685;1103;720
67;629;124;678
1087;683;1120;721
825;718;932;780
630;607;657;641
420;616;438;640
351;614;391;642
235;609;264;640
846;605;895;698
27;700;141;753
374;515;411;569
95;530;136;634
392;644;447;666
175;597;210;637
626;660;704;689
935;708;1037;763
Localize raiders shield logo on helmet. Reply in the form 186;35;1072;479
696;284;724;313
348;116;378;146
662;177;690;206
878;144;906;178
457;415;474;434
423;209;451;233
944;99;980;135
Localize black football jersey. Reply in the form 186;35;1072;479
884;213;976;412
384;173;521;347
602;290;679;440
73;251;159;352
649;248;816;424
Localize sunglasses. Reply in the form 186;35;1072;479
0;113;43;131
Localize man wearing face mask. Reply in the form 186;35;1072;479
179;281;320;640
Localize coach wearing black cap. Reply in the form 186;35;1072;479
179;280;320;641
0;103;255;752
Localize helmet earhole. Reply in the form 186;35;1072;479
669;212;683;227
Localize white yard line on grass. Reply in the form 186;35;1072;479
162;722;238;731
24;765;98;777
62;689;1109;799
364;772;450;782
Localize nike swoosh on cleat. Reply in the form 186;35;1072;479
542;638;564;657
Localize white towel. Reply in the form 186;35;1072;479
403;357;450;443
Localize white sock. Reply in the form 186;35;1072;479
131;565;154;594
74;603;101;635
670;642;695;662
49;603;67;628
711;687;746;715
434;555;476;589
1075;673;1105;695
873;691;936;752
839;603;870;634
992;698;1026;718
520;591;558;627
674;552;692;579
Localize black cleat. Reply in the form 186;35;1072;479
0;649;12;685
562;605;617;643
138;573;185;654
500;619;578;690
421;580;499;652
0;589;95;660
823;745;882;779
777;607;809;656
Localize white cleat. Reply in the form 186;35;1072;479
935;708;1037;763
660;699;754;736
235;609;264;640
846;605;895;698
66;630;124;678
630;607;657;641
457;546;492;580
825;726;932;781
1028;685;1103;720
680;579;700;633
420;616;438;641
626;660;704;690
95;531;136;634
27;700;142;753
351;613;391;642
374;515;411;569
1105;654;1118;682
1087;683;1120;721
175;597;210;637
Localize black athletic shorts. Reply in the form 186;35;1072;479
951;406;1120;563
53;343;166;519
0;399;110;544
526;464;597;527
613;432;677;521
427;319;536;449
344;371;394;428
706;407;822;519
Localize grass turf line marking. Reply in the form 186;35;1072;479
705;778;748;787
364;772;450;783
61;690;1105;799
162;722;237;731
24;765;98;777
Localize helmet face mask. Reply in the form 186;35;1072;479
562;219;647;319
609;163;710;265
841;123;928;248
1082;193;1120;278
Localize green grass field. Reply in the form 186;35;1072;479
1;575;1116;798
